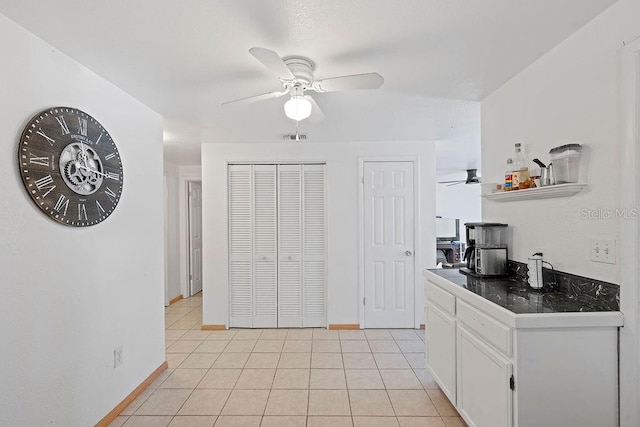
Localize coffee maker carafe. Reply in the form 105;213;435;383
463;222;508;276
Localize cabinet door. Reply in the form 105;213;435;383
426;302;457;405
457;325;513;427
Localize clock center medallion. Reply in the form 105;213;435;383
59;142;104;196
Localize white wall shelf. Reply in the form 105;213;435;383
482;183;587;201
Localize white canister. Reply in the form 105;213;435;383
527;253;544;289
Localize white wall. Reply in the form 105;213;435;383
164;161;181;304
201;141;436;327
0;14;165;426
436;183;482;241
481;0;639;282
480;1;640;425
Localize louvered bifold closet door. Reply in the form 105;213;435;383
252;165;278;327
228;164;253;327
302;164;326;327
277;165;303;327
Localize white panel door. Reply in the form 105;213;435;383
252;165;278;327
228;164;253;327
277;164;303;327
188;181;203;296
363;161;415;328
302;164;326;327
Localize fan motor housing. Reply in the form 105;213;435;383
283;56;314;86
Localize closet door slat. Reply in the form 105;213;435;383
277;164;303;327
228;164;253;327
302;164;326;327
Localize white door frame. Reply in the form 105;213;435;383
179;176;202;299
163;173;170;306
358;157;421;329
619;36;640;427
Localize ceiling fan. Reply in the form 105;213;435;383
222;47;384;122
438;169;481;186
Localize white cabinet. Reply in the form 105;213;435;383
424;272;622;427
228;164;326;328
457;325;512;427
425;302;457;404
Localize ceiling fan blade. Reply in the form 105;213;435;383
305;95;325;123
249;47;296;80
312;72;384;92
222;89;289;107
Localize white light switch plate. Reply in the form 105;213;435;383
591;239;616;264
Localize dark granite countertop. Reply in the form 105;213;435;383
427;267;619;314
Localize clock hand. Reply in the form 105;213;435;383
77;164;113;179
79;141;90;169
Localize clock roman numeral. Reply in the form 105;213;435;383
35;175;56;197
106;172;120;180
105;186;117;203
77;117;88;136
95;132;104;145
29;153;50;167
36;128;56;146
96;200;106;214
104;152;116;161
35;175;54;190
55;115;70;135
54;195;69;216
78;203;87;220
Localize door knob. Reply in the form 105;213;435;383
405;250;413;256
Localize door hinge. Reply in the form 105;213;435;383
363;297;366;306
361;176;364;184
189;274;192;281
509;375;515;390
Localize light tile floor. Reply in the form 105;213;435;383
110;294;466;427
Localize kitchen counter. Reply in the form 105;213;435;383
428;267;618;314
424;267;622;427
424;268;622;329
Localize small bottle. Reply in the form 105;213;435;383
512;143;529;190
504;158;513;191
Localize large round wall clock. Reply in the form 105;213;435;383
17;107;123;227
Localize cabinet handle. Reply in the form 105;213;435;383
405;250;413;256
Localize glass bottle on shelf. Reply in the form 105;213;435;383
512;143;529;190
504;158;513;191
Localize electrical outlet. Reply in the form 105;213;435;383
114;346;123;368
591;239;616;264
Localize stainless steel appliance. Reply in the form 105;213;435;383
463;222;508;276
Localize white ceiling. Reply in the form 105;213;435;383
0;0;616;176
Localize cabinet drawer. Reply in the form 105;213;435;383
426;280;456;315
457;300;512;356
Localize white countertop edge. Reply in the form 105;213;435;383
424;270;623;328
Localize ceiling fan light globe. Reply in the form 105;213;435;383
284;96;312;121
